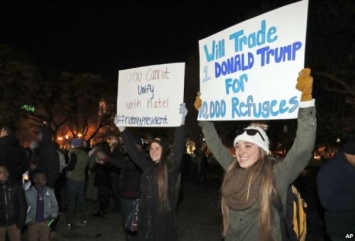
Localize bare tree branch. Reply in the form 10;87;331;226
316;71;355;96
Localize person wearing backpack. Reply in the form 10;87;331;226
284;184;307;241
317;137;355;241
194;68;316;241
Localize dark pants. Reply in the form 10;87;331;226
66;179;86;225
0;225;21;241
120;197;138;241
51;173;66;231
97;185;110;214
110;172;120;212
54;173;66;213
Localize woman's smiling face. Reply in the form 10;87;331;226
234;141;260;168
149;142;162;163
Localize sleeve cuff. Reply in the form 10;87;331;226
299;99;315;108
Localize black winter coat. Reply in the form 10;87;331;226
0;135;29;183
109;149;142;199
88;148;111;187
0;180;27;229
31;127;60;188
120;126;185;241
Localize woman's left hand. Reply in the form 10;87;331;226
179;103;188;125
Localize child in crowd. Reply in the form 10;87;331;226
0;165;27;241
25;169;58;241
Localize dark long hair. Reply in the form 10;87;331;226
149;137;172;212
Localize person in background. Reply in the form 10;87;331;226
54;141;67;213
108;136;121;213
25;168;58;241
30;127;61;239
195;149;209;186
45;142;67;239
0;124;29;185
29;141;39;170
194;69;316;241
86;143;98;202
177;151;191;206
97;136;143;241
115;103;187;241
64;138;89;229
22;141;40;191
91;141;112;218
0;165;27;241
317;137;355;241
31;127;60;189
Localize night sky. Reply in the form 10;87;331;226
0;1;296;83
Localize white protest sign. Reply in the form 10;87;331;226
198;0;309;121
116;63;185;127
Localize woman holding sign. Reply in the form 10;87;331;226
114;104;188;241
195;69;316;241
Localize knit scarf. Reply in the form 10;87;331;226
221;168;262;210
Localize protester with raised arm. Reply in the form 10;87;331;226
195;69;316;241
115;104;187;241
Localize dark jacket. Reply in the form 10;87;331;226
31;127;60;188
0;134;29;183
317;151;355;239
0;179;27;229
89;148;111;187
109;148;142;199
120;125;185;241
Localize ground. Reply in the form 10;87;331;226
21;177;326;241
21;182;222;241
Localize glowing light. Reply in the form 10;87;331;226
185;138;196;154
21;105;35;112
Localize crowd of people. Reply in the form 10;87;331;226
0;124;145;241
0;69;354;241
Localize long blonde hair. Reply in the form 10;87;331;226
221;125;277;241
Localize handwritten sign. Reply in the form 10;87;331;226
198;0;309;121
116;63;185;127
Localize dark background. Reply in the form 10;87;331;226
0;1;299;83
